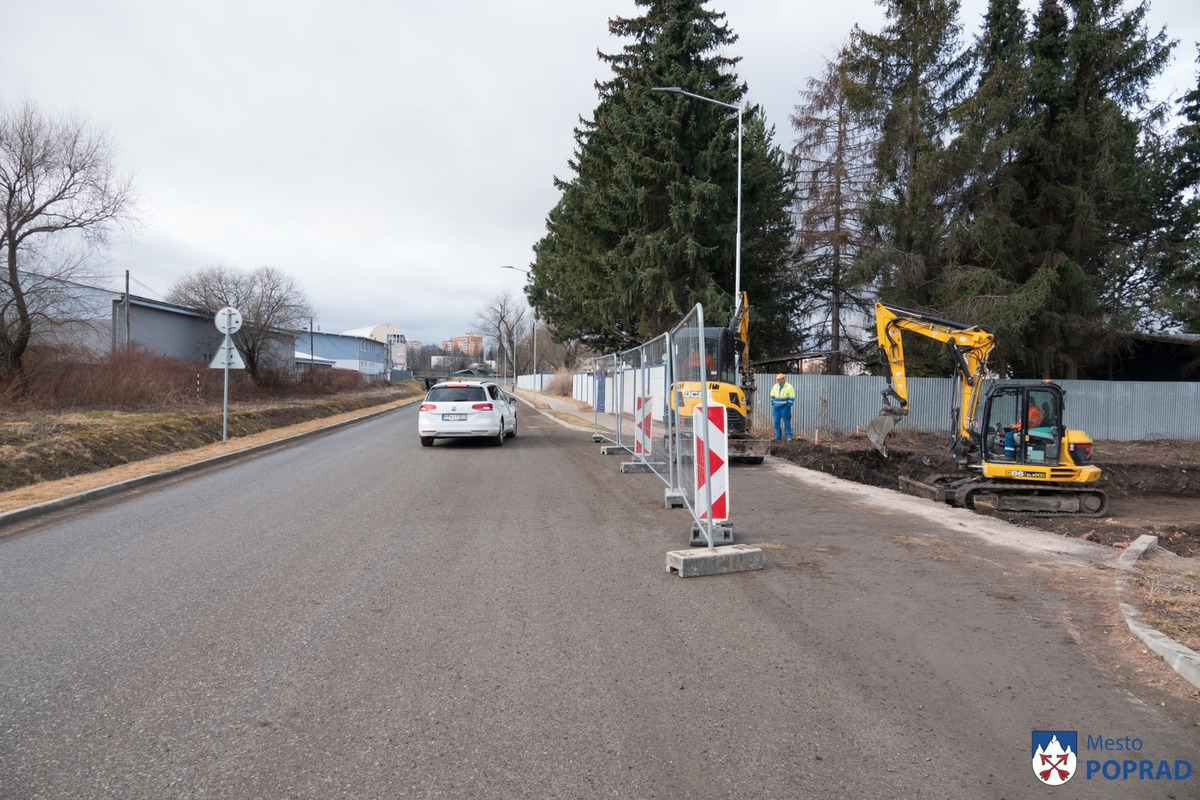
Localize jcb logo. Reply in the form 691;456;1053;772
681;389;703;399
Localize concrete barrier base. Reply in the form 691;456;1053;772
690;521;734;547
665;489;686;508
666;545;764;578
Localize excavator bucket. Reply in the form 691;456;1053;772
867;413;897;457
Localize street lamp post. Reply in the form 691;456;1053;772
650;86;743;320
500;265;537;398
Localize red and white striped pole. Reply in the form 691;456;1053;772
694;402;729;525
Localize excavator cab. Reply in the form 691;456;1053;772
980;383;1064;467
670;327;747;433
676;327;739;386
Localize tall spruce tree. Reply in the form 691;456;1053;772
1155;51;1200;333
1002;0;1173;376
937;0;1053;374
529;0;799;356
842;0;972;311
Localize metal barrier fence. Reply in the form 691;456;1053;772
746;374;1200;442
589;352;621;446
587;335;677;490
669;305;725;547
636;333;674;491
581;305;728;548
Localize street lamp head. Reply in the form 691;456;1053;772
651;85;738;112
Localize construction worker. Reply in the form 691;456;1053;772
1004;398;1045;458
770;372;795;440
1026;398;1044;428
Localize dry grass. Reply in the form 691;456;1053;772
1128;562;1200;654
0;348;422;493
5;345;369;410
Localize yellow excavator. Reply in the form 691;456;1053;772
669;292;768;464
867;302;1108;516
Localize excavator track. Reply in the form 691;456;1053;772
898;475;1110;517
956;481;1109;517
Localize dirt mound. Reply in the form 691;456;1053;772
769;429;1200;557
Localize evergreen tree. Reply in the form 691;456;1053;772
790;55;879;374
529;0;799;356
1004;0;1173;376
937;0;1053;374
1155;51;1200;333
850;0;1176;377
842;0;972;310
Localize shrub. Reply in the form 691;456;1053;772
546;368;574;397
4;346;377;410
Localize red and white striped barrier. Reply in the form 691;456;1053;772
694;402;729;522
635;395;652;456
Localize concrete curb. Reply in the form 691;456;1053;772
1115;534;1200;692
0;401;409;530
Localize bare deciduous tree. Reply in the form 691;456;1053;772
0;100;136;385
532;325;594;372
475;290;529;380
167;264;314;382
791;56;878;374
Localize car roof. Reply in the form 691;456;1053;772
430;379;495;388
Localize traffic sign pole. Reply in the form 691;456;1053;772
213;307;244;441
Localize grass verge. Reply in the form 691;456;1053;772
1128;562;1200;656
0;385;422;493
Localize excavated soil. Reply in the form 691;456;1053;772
768;428;1200;557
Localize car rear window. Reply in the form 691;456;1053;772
426;386;487;402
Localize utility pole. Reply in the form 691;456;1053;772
124;270;131;349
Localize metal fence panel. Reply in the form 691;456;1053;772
591;354;620;445
636;333;674;489
1056;380;1200;441
749;374;1200;441
670;305;726;545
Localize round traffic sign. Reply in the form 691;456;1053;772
215;306;243;334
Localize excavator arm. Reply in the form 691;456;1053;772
868;302;996;458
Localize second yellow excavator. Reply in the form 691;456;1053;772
669;292;769;464
868;302;1108;516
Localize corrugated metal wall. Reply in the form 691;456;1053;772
752;374;1200;441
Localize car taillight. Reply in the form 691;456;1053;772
420;403;437;411
472;403;493;411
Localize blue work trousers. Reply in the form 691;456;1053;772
772;401;793;439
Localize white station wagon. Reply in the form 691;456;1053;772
418;380;517;447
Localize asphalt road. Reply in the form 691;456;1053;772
1;403;1198;799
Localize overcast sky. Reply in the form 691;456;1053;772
3;1;1196;346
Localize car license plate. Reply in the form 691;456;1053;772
442;413;468;421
